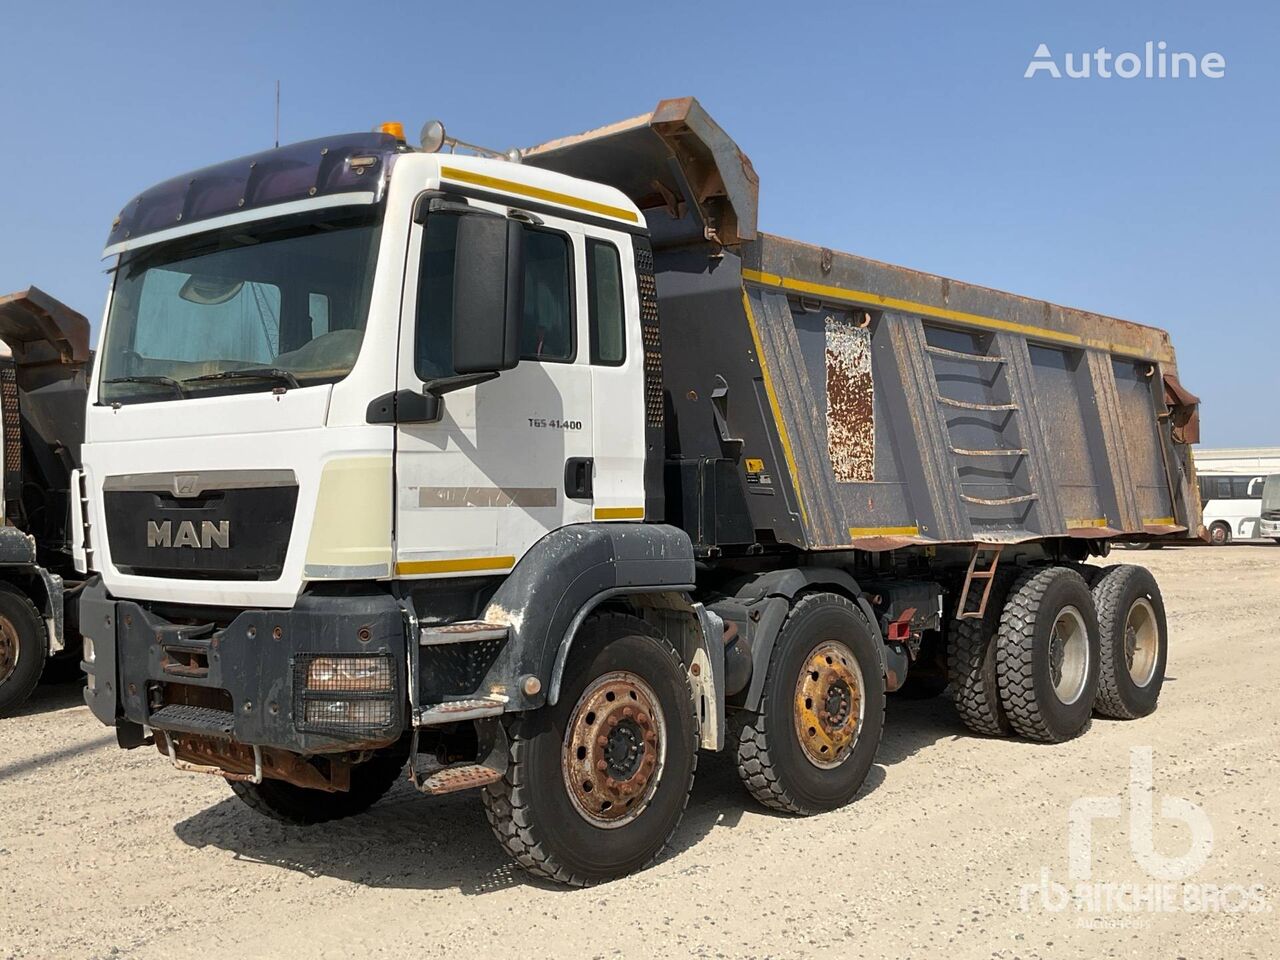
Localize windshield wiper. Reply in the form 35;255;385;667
186;367;301;390
103;375;189;398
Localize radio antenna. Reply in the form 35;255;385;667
274;80;280;148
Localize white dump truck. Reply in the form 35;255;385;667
80;98;1200;884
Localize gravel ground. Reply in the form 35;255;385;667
1;546;1276;959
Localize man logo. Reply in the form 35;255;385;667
146;519;231;549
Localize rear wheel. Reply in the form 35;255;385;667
482;613;697;886
946;572;1016;737
736;593;885;814
1091;565;1167;719
995;567;1100;743
230;746;407;825
0;584;48;718
1208;522;1231;546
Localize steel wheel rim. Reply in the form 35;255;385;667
562;671;666;829
0;616;19;686
1125;597;1159;687
794;640;864;769
1049;605;1089;705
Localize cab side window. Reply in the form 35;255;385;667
520;229;574;362
587;239;625;365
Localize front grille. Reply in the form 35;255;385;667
104;482;297;581
292;653;400;736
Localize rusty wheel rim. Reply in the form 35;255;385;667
562;671;666;829
0;616;19;686
793;640;863;769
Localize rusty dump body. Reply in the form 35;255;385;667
525;98;1201;555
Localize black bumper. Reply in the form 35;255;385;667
80;577;408;754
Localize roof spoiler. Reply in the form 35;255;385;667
522;97;759;249
0;287;91;367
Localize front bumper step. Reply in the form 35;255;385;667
148;704;236;738
411;760;503;795
416;697;506;725
419;620;510;645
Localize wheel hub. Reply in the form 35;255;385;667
0;616;19;686
794;641;863;768
1124;597;1159;686
1049;605;1089;705
563;672;666;828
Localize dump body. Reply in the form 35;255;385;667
525;99;1201;555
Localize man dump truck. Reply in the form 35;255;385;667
0;288;89;715
79;97;1201;885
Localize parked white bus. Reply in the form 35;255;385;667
1259;474;1280;542
1197;473;1273;544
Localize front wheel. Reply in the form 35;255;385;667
230;745;407;825
0;584;48;718
482;613;697;886
736;593;885;815
1208;522;1231;546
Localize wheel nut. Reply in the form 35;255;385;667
595;760;607;772
608;716;619;727
596;735;608;746
623;707;634;718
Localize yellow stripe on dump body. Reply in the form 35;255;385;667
1143;517;1177;526
848;525;920;538
1067;517;1110;529
396;556;516;576
440;166;640;223
741;290;809;528
594;506;645;520
742;268;1170;361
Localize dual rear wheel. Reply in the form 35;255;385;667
946;563;1168;741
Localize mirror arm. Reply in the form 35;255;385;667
423;371;499;397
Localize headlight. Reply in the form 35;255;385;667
304;655;392;692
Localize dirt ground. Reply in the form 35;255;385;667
1;546;1276;960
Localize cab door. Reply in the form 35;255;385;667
392;197;594;578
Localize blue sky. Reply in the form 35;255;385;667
1;1;1274;445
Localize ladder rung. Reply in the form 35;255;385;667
951;447;1028;457
938;396;1020;412
925;344;1007;363
961;493;1040;506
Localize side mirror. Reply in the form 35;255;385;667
451;213;523;375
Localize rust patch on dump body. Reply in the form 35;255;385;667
825;315;874;482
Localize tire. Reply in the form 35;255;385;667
995;567;1100;743
0;583;48;718
1208;522;1231;546
1091;565;1167;719
482;613;697;886
230;745;407;825
736;593;886;815
893;668;948;700
946;572;1017;737
1074;564;1113;589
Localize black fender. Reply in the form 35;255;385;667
479;523;696;709
722;566;887;712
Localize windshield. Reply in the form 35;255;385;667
99;207;383;405
1262;474;1280;514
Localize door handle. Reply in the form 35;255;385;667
564;457;594;499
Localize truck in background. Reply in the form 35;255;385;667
79;98;1200;884
0;288;90;715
